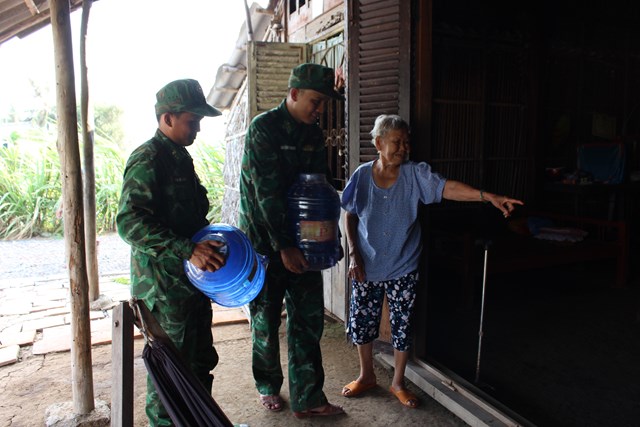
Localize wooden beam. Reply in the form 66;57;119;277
22;0;40;15
0;0;84;45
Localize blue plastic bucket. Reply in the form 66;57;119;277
184;224;267;307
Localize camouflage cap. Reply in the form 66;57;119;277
155;79;221;117
288;63;345;101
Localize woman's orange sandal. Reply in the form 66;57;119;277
389;386;419;408
341;380;377;397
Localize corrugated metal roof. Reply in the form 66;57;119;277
0;0;86;46
206;2;272;110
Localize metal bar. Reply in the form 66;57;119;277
475;242;490;384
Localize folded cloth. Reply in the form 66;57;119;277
534;227;588;243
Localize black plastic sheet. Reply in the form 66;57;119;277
142;340;233;427
132;297;233;427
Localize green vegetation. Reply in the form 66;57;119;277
193;142;226;223
0;107;226;240
94;104;125;146
0;131;61;239
0;124;127;239
112;276;131;285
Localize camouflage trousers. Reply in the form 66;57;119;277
249;259;327;412
143;292;219;427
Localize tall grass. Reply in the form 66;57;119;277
192;142;225;223
0;128;226;239
0;127;126;239
0;129;62;239
93;133;126;233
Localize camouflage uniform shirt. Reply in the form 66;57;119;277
116;130;209;308
239;100;327;255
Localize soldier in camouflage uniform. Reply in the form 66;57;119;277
116;79;226;427
239;63;346;418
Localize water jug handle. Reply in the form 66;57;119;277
203;232;229;260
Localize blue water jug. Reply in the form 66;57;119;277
287;173;341;271
184;224;267;307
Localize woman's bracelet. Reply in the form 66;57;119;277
480;190;488;203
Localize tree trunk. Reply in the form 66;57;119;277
80;0;99;301
50;0;95;414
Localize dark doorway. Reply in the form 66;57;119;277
414;1;640;425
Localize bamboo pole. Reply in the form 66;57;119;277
50;0;95;414
80;0;99;301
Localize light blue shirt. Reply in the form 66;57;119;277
341;161;446;281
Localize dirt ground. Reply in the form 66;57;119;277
0;318;466;427
0;234;466;427
0;234;465;427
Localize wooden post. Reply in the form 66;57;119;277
111;302;134;427
79;0;100;301
50;0;95;414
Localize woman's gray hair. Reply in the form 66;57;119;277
370;114;410;145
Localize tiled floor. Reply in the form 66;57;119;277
0;274;248;366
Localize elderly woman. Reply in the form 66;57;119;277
340;114;523;408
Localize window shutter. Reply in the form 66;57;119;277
247;41;307;120
347;0;411;173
